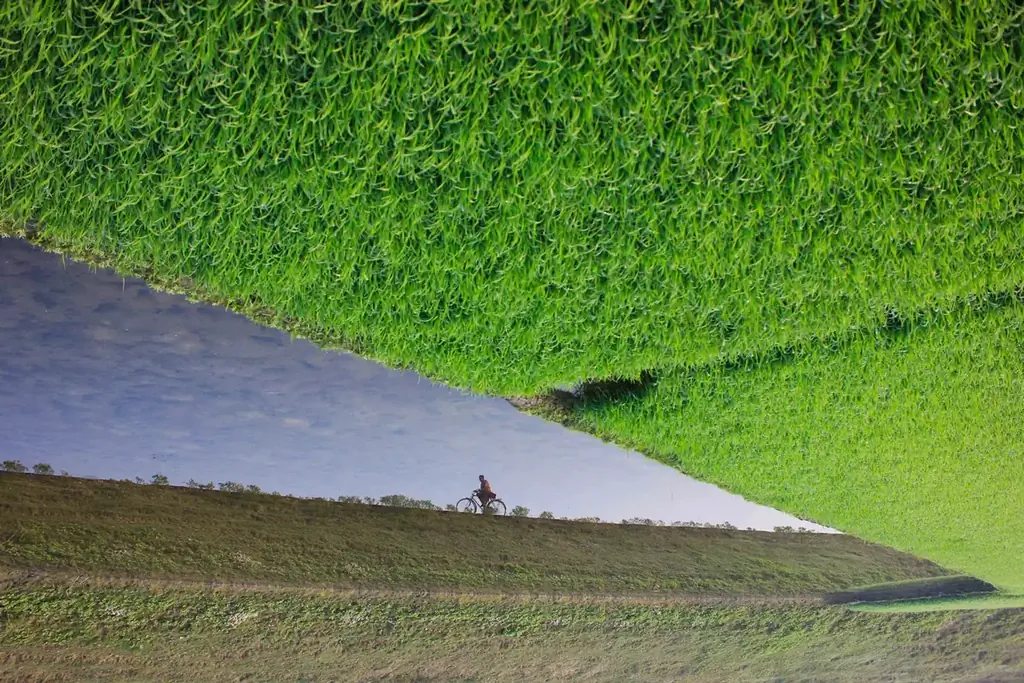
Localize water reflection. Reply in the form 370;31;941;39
0;238;821;529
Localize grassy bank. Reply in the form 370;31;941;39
572;302;1024;592
3;580;1024;682
0;473;946;596
1;473;1020;681
3;2;1024;392
4;0;1024;622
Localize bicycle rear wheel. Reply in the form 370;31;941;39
485;499;507;516
456;497;478;513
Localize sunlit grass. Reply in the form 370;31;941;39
575;302;1024;593
3;1;1024;393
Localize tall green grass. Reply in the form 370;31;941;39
4;1;1024;392
575;301;1024;592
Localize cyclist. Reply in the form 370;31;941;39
476;474;496;508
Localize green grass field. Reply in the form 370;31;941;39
2;474;1023;682
571;302;1024;592
4;0;1024;612
3;1;1024;393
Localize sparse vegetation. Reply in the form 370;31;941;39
1;460;27;473
30;463;53;475
0;472;946;596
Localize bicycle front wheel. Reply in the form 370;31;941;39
456;497;478;513
485;499;507;516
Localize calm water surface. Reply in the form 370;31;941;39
0;237;822;529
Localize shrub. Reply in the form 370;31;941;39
32;463;54;475
621;517;663;526
336;495;364;505
378;494;440;510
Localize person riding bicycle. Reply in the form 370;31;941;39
475;475;496;508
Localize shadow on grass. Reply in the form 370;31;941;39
508;371;657;423
823;575;996;605
516;285;1024;422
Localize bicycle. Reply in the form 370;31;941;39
455;491;507;516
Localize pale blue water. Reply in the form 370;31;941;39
0;237;822;529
